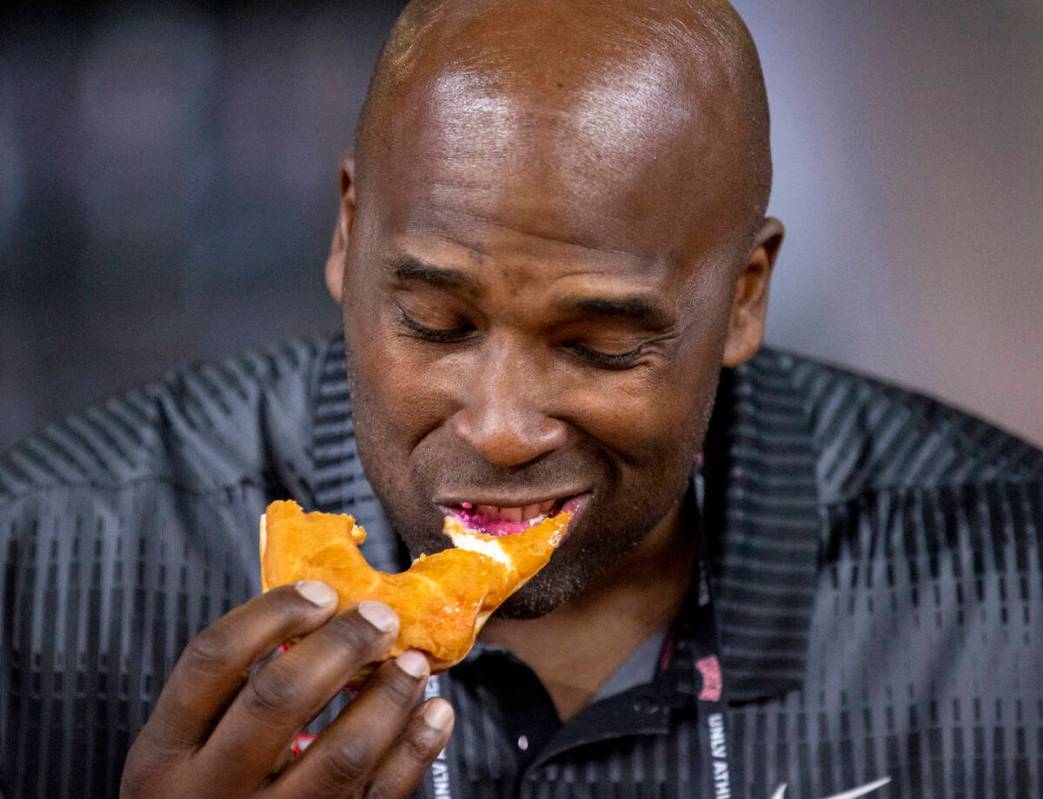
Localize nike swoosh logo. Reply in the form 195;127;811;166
770;776;891;799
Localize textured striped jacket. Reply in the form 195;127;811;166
1;333;1041;798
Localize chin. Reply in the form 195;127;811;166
492;569;586;619
491;528;645;619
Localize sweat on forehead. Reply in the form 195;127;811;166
354;0;772;246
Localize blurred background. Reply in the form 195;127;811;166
1;1;1040;450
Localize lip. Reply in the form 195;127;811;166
434;488;591;509
559;494;590;516
558;493;591;536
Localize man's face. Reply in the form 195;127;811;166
332;62;774;617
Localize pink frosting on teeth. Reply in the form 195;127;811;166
447;507;548;536
445;494;589;537
447;499;559;536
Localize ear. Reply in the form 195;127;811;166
324;154;358;305
721;217;784;368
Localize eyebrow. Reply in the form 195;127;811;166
553;295;671;326
388;255;483;296
388;254;671;326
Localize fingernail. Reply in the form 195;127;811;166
395;650;429;679
357;600;398;633
423;700;453;731
296;580;338;608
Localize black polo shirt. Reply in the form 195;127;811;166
1;333;1040;798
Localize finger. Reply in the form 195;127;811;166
144;581;340;751
268;650;431;799
366;699;455;799
200;601;400;789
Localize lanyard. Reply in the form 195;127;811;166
683;460;734;797
683;558;735;799
678;462;735;798
422;673;455;799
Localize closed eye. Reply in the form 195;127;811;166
566;343;646;369
395;298;651;369
396;305;474;343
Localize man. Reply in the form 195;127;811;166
1;1;1040;797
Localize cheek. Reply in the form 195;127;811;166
347;318;459;449
556;341;723;463
564;374;712;467
344;335;458;530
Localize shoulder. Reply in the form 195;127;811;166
0;337;342;788
732;350;1043;792
741;347;1043;505
0;335;334;505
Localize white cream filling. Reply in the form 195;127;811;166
445;522;511;567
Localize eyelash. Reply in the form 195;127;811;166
396;307;646;369
396;306;474;343
566;344;645;369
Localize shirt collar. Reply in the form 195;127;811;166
306;334;821;704
701;357;821;702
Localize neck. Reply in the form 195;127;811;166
480;493;697;720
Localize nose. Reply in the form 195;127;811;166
449;345;568;468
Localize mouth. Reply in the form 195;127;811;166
439;493;590;537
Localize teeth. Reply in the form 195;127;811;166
462;501;559;523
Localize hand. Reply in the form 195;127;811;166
121;581;454;799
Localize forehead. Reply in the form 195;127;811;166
362;55;745;268
384;228;679;313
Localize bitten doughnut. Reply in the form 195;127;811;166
259;500;571;679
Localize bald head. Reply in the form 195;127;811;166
354;0;772;248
